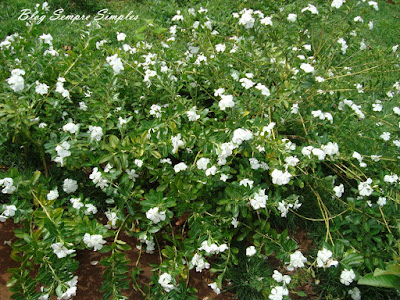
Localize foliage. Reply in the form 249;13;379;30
1;0;400;299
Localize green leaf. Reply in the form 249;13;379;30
297;291;307;297
358;273;400;289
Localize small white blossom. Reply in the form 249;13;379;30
246;246;256;256
287;250;307;271
146;207;166;224
63;179;78;194
287;13;297;22
331;0;345;9
159;273;175;292
116;32;126;41
174;162;188;173
83;233;106;251
271;169;292;185
380;132;391;141
47;189;59;201
208;282;221;295
0;178;16;194
51;243;75;258
219;94;235;110
250;189;268;210
340;269;356;285
88;126;103;142
358;178;374;196
187;107;200;121
300;63;314;73
35;81;49;95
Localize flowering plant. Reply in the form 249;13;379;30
1;0;399;299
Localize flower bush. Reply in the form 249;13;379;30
1;0;399;299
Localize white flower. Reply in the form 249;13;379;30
54;141;71;166
215;43;226;52
300;63;315;73
208;282;221;295
197;158;210;170
89;167;109;189
322;142;339;157
333;184;344;198
238;9;255;29
331;0;345;9
301;4;319;14
39;33;53;45
377;197;387;207
232;128;253;145
312;148;326;160
219;94;235;110
63;179;78;194
302;146;314;158
172;10;184;21
338;38;348;54
146;207;166;224
0;178;16;194
284;156;299;169
158;273;175;292
7;69;25;92
246;245;257;257
240;78;255;89
368;21;374;29
250;189;268;210
88;126;103;142
106;54;124;74
380;132;391;141
174;162;188;173
340;269;356;285
70;197;84;210
255;83;270;96
205;166;217;176
187;107;200;121
272;270;291;284
358;178;373;196
47;189;59;201
105;211;118;229
84;204;98;215
149;104;162;118
260;16;273;26
190;253;210;272
317;248;338;268
51;243;75;258
393;107;400;115
269;286;289;300
134;159;143;167
384;174;398;184
214;88;225;96
287;250;307;270
287;13;297;22
220;174;228;182
83;233;106;251
79;102;88;111
199;241;228;254
291;103;299;114
171;134;185;154
271;169;292;185
63;122;79;134
349;287;361;300
35;81;49;95
231;217;239;228
239;178;254;189
2;204;17;218
368;1;379;11
116;32;126;41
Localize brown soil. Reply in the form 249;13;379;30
0;221;234;300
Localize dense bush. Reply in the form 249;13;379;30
1;1;399;299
